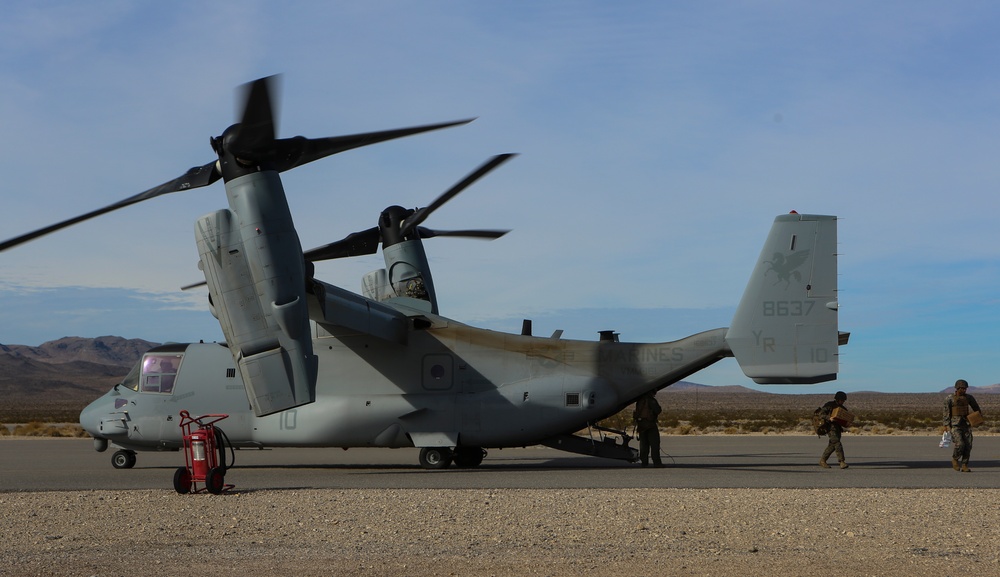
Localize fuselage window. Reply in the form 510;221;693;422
141;354;182;394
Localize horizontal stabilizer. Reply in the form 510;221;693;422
726;213;840;384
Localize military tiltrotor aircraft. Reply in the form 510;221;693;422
2;76;846;471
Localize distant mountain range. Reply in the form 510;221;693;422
1;336;158;366
0;336;159;421
667;381;759;394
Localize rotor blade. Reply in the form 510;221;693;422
228;75;280;159
303;226;381;262
416;227;510;240
269;118;477;174
0;161;220;252
180;280;207;291
401;153;516;237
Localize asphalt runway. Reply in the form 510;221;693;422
2;435;998;492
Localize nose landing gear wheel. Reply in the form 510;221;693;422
111;450;137;469
418;447;454;469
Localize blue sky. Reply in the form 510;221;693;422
1;1;998;393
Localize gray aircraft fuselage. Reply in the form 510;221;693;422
81;315;727;454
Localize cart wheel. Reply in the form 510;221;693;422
206;467;225;495
111;450;136;469
173;467;191;494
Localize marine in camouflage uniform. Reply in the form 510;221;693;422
944;379;981;472
819;391;849;469
633;391;663;468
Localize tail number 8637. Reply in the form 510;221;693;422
762;300;815;317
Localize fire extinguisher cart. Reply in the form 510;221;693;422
173;410;233;495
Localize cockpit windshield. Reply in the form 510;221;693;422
119;361;142;392
140;354;182;394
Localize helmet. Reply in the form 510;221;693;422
834;391;847;402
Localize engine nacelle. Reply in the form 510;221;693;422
195;171;317;416
361;239;438;314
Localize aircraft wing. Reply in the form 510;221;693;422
308;280;413;343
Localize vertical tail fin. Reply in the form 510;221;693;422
725;213;840;384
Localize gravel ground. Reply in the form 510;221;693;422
2;488;998;576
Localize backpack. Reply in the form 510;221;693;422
812;406;830;437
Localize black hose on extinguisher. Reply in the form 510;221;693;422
213;426;235;472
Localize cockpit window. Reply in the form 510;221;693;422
120;362;141;392
141;354;182;394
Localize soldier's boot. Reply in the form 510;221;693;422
951;458;960;471
839;461;849;469
820;445;836;468
961;463;971;473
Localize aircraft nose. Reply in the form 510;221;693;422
79;401;101;437
79;398;117;451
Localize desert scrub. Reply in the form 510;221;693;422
593;404;998;436
11;422;87;437
853;410;940;430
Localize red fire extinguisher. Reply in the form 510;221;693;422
173;411;232;495
188;428;211;479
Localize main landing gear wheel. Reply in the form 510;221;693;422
111;450;137;469
173;467;192;494
418;447;453;469
453;446;486;468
